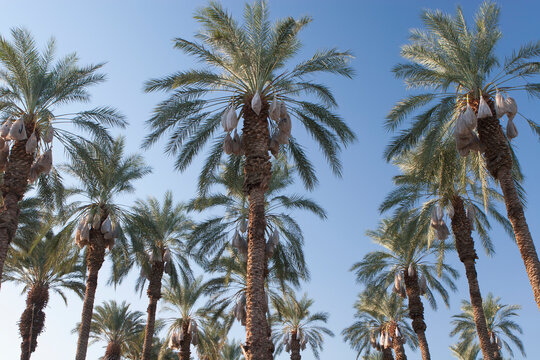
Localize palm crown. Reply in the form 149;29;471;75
450;293;524;358
144;0;355;191
188;158;326;284
342;291;417;358
385;2;540;161
271;292;333;359
352;214;459;309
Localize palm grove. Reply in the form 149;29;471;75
0;1;538;360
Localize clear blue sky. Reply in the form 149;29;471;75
0;1;539;359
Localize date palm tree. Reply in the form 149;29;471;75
144;2;354;358
380;138;512;360
188;158;326;285
352;214;459;360
271;292;333;360
161;276;213;360
4;222;85;360
0;28;125;284
343;291;417;360
63;138;151;360
385;1;540;309
450;293;524;360
76;300;145;360
121;192;192;360
221;340;245;360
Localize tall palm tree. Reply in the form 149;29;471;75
4;222;85;360
144;2;354;358
352;214;459;360
0;28;125;284
122;192;192;360
380;138;512;360
450;293;525;360
161;276;213;360
123;320;176;360
63;138;151;360
76;300;145;360
271;292;333;360
342;291;417;360
189;158;326;285
385;2;540;309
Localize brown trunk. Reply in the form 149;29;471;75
242;98;273;360
476;98;540;310
450;195;495;360
142;261;164;360
19;284;49;360
75;227;107;360
104;342;121;360
403;270;430;360
0;119;35;287
178;321;192;360
389;322;406;360
289;331;301;360
382;347;394;360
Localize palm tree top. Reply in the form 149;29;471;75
450;292;525;358
272;291;334;359
385;1;540;160
144;0;355;191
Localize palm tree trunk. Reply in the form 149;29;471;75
178;321;192;360
104;342;121;360
403;271;430;360
19;284;49;360
242;99;273;360
450;195;495;360
382;348;394;360
75;230;107;360
389;322;406;360
289;331;301;360
0;121;35;287
142;261;164;360
476;99;540;309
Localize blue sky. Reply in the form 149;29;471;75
0;1;539;359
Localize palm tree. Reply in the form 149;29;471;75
450;293;524;360
123;320;176;360
122;192;192;360
271;292;333;360
0;28;125;284
380;138;512;360
63;138;151;360
189;158;326;285
161;276;213;360
343;291;417;360
144;2;354;358
4;222;85;360
385;1;540;309
76;300;145;360
352;214;459;360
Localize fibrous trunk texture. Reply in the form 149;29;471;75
403;271;430;360
242;99;273;360
289;331;301;360
450;195;494;360
178;321;192;360
19;284;49;360
476;99;540;310
142;261;164;360
382;348;394;360
104;342;121;360
389;322;406;360
0;120;34;287
75;226;107;360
